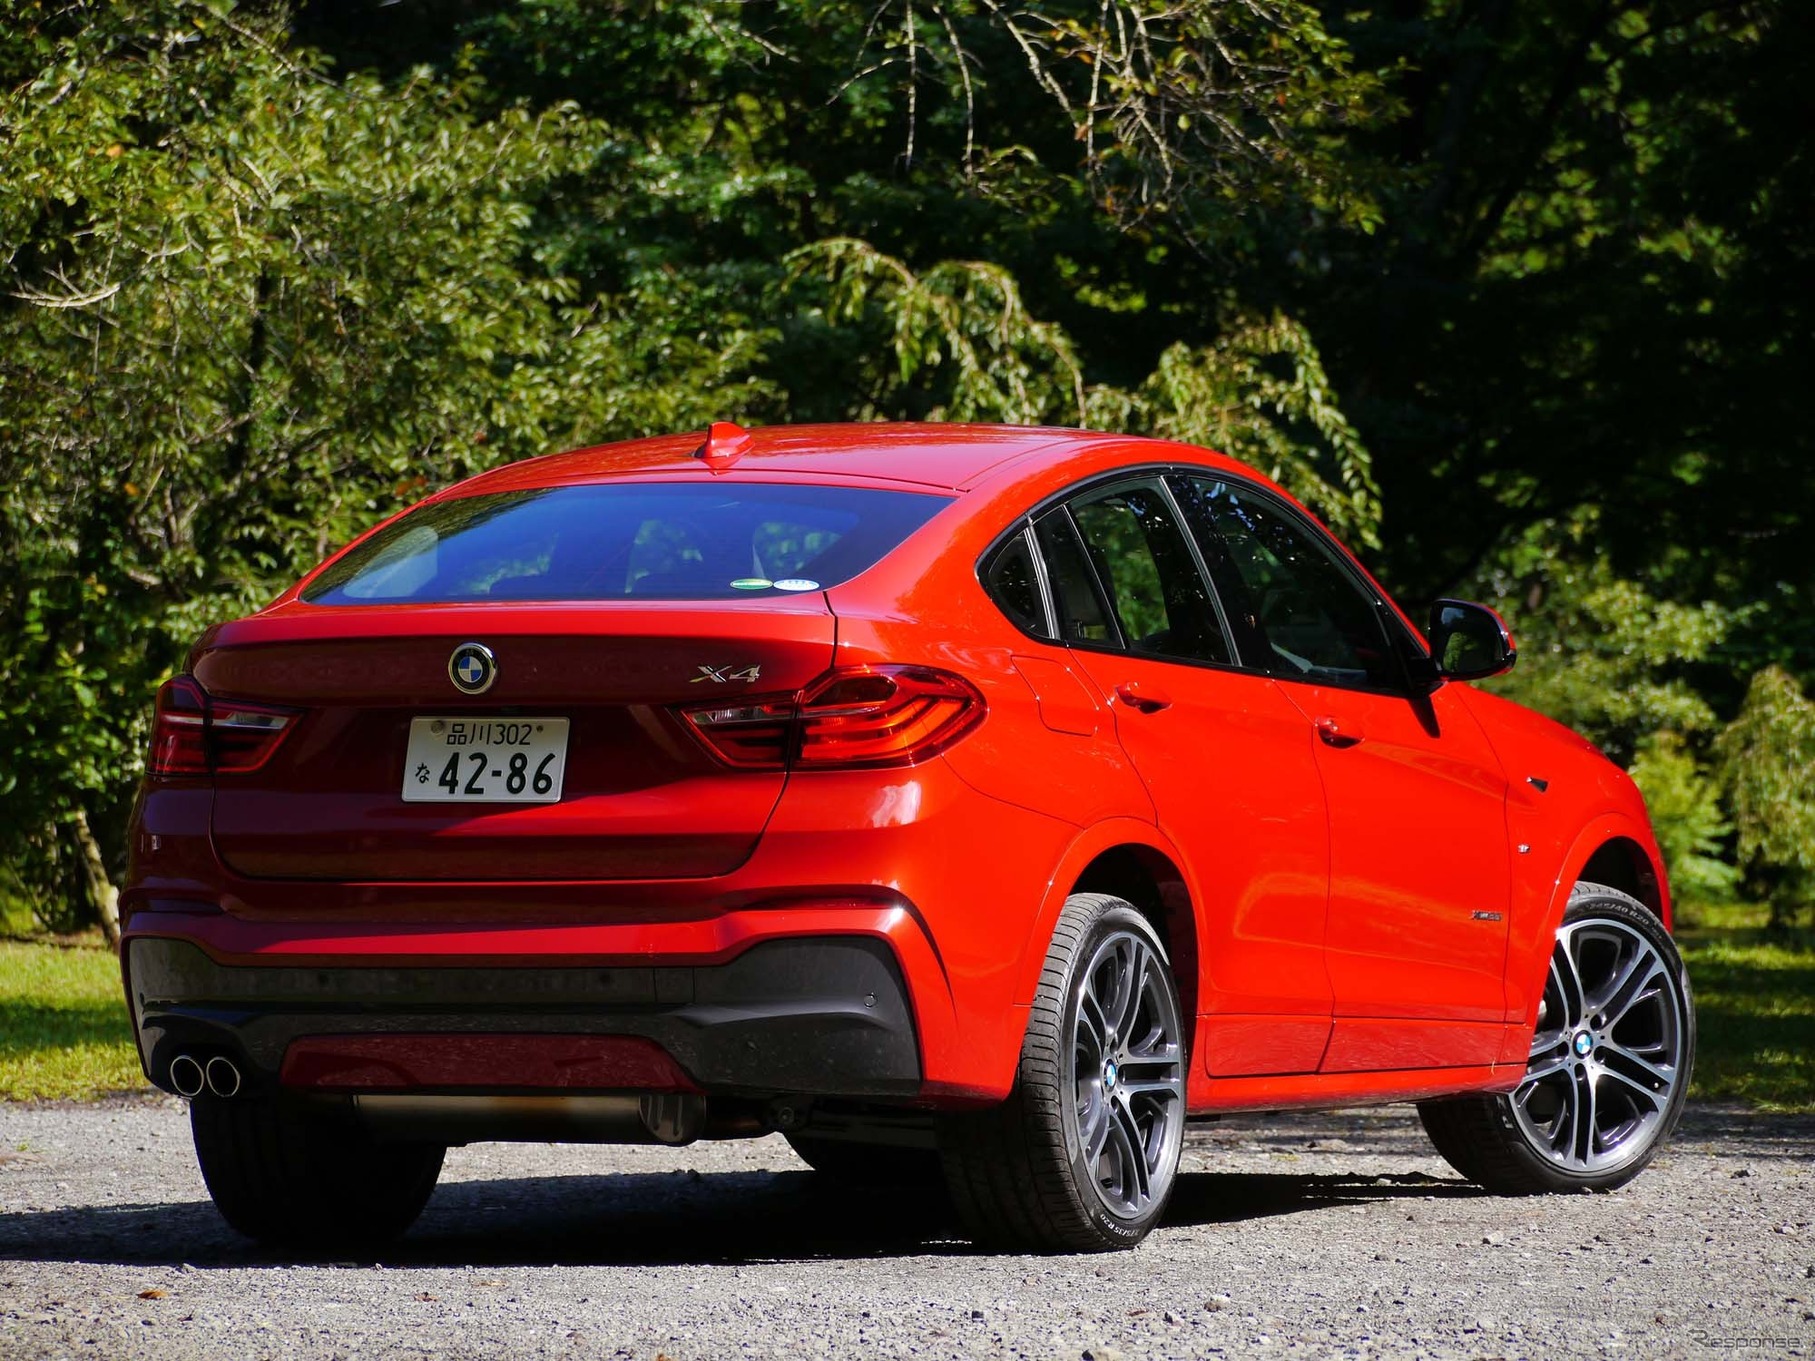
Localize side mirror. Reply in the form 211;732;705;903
1426;599;1516;681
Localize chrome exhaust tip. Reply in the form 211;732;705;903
168;1054;205;1099
204;1055;242;1099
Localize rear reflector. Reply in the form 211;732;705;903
682;665;983;771
280;1034;700;1092
149;675;298;776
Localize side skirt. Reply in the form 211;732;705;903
1189;1063;1521;1115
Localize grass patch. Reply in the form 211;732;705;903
1678;900;1815;1113
0;882;40;939
0;938;146;1101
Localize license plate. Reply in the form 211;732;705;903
401;717;570;803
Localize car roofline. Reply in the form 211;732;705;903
438;424;1136;498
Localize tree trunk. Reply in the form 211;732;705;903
71;807;120;951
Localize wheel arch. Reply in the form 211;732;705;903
1576;837;1667;922
1510;815;1672;1035
1013;820;1199;1022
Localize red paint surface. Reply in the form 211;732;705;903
125;423;1670;1113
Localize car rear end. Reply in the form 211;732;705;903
121;472;1002;1150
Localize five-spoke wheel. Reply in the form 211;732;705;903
1419;882;1694;1194
1513;911;1687;1173
1067;928;1186;1224
939;893;1186;1251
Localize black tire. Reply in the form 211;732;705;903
1419;881;1695;1194
938;893;1187;1252
190;1093;444;1250
783;1134;943;1186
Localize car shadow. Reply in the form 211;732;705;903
9;1101;1798;1270
1671;1102;1815;1154
0;1164;1479;1269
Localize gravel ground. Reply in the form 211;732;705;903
1;1097;1810;1359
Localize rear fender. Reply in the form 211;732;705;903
1010;818;1193;1015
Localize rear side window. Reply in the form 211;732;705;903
1034;512;1117;645
1065;482;1231;665
980;528;1054;639
303;483;949;604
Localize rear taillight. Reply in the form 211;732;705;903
795;666;984;767
149;676;298;776
681;665;983;771
149;677;210;775
679;697;798;770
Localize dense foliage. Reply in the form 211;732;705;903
2;0;1808;932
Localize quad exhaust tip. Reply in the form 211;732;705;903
167;1053;242;1099
204;1055;242;1099
168;1054;205;1099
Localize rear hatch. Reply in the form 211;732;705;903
199;601;835;881
191;477;949;882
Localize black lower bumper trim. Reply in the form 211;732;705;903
127;935;921;1099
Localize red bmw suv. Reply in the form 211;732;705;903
123;423;1694;1252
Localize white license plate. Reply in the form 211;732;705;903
401;717;570;803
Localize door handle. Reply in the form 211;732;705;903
1314;716;1364;748
1114;682;1173;714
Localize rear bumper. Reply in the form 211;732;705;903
126;933;920;1101
125;753;1088;1103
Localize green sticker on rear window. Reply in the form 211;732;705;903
730;577;773;590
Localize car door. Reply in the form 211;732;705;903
1169;474;1514;1071
1033;477;1334;1077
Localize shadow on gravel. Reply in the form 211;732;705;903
1672;1103;1815;1153
4;1103;1803;1269
0;1164;1479;1269
1167;1169;1479;1227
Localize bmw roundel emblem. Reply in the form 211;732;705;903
448;642;497;695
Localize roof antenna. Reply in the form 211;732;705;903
695;421;751;471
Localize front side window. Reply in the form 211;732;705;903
1065;482;1231;666
303;483;948;604
1171;476;1402;691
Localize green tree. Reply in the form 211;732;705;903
1628;733;1739;909
787;239;1381;543
307;0;1395;424
1473;513;1733;765
1303;0;1813;659
1716;667;1815;932
0;0;765;933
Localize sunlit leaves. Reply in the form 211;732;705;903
1105;314;1381;545
787;237;1086;425
1716;667;1815;923
786;237;1380;541
0;0;764;917
1629;732;1740;904
1475;512;1734;762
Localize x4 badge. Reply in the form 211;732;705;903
691;664;762;684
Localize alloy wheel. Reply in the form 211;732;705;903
1069;929;1186;1220
1513;916;1686;1173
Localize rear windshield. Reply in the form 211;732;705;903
302;482;948;605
